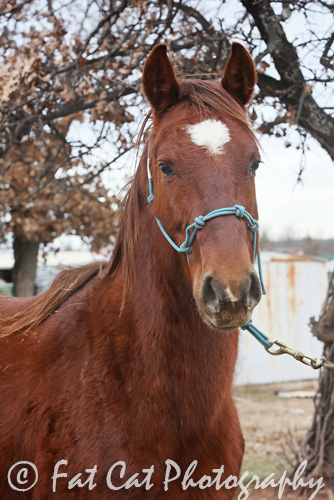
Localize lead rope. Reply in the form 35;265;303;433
145;142;334;371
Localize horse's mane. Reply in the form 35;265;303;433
0;79;254;338
0;262;104;338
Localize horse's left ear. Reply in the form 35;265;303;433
221;43;257;107
142;44;180;115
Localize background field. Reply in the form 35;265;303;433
235;380;332;499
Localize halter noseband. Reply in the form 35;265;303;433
146;141;266;295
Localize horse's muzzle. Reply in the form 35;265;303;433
197;269;262;329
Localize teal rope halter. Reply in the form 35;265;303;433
146;141;266;295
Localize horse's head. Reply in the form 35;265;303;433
142;43;263;330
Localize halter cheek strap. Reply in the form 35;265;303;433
146;142;266;295
147;141;155;204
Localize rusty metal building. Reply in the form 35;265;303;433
236;251;334;385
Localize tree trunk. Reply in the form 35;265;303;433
300;272;334;483
12;233;40;297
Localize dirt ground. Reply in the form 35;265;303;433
234;380;333;500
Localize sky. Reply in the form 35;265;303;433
256;135;334;240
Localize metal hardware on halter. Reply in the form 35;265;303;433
268;340;324;368
145;141;266;295
241;320;334;371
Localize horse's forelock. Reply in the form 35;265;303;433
179;79;257;141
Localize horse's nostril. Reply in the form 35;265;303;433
201;275;229;311
201;275;220;312
248;270;262;308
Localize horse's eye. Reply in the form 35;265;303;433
159;163;175;177
249;160;261;174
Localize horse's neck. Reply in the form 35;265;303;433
129;180;199;340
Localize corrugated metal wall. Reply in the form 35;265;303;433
235;252;334;386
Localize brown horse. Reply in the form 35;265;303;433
0;43;262;499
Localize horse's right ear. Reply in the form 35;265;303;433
142;44;180;115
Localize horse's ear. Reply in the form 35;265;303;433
221;42;257;107
142;44;180;115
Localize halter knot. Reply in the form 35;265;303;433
194;216;205;230
234;205;246;218
249;221;259;232
180;242;192;255
241;319;252;331
147;194;154;204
